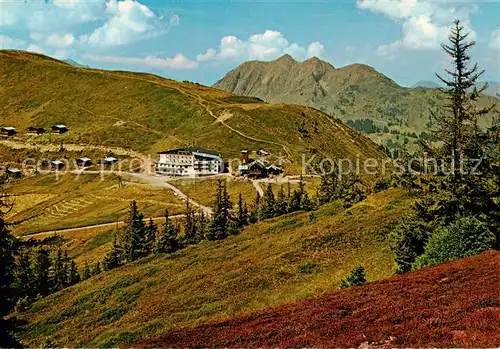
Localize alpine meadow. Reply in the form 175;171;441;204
1;1;499;347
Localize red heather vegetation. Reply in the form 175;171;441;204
142;251;500;348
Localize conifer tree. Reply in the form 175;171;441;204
13;247;34;299
261;183;276;219
67;260;80;286
103;233;123;271
82;262;91;280
183;199;199;244
206;180;232;240
275;185;288;216
120;201;146;261
0;215;15;314
195;209;208;241
432;20;494;181
143;218;158;256
156;209;180;254
32;246;52;296
52;249;66;291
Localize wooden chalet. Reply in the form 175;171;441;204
51;160;65;170
0;127;17;138
6;168;23;178
51;124;69;134
26;126;46;135
100;156;119;166
76;157;93;168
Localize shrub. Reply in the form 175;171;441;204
373;179;390;192
339;265;366;288
412;216;495;269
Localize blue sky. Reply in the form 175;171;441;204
1;0;499;86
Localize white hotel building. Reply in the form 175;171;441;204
155;147;224;176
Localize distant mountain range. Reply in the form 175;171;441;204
411;80;499;98
215;55;498;134
412;80;441;89
63;58;89;68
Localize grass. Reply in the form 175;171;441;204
168;176;258;207
147;251;500;348
12;188;415;347
0;50;386;173
5;173;184;235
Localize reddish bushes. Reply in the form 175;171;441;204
141;251;500;348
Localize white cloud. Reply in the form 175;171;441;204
0;35;27;49
2;0;178;49
490;29;500;51
80;0;170;47
46;33;76;48
84;53;198;69
357;0;478;59
26;44;46;54
1;0;105;31
196;48;217;62
198;30;325;62
307;42;325;58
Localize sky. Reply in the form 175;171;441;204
1;0;499;87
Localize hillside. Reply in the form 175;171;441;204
214;55;497;133
143;250;500;348
11;188;413;347
0;50;385;172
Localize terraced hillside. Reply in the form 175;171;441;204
12;188;414;347
0;50;385;173
5;174;184;235
144;250;500;348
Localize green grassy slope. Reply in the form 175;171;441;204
12;188;414;347
0;50;385;171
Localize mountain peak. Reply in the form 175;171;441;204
275;54;297;64
302;56;335;70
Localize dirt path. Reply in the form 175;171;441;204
252;180;264;197
125;173;213;215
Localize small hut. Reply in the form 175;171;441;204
0;127;17;138
26;126;46;135
51;125;69;134
76;157;93;168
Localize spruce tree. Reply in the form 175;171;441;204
432;20;494;181
183;199;198;244
156;209;180;254
143;218;158;256
52;249;66;291
13;247;34;299
32;246;52;296
103;233;123;271
261;183;276;219
120;201;146;261
67;260;80;286
275;185;288;216
206;181;232;241
82;262;91;280
0;216;15;315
